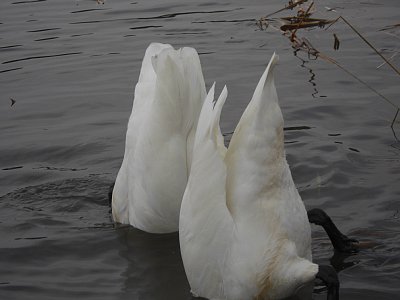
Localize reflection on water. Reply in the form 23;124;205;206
115;227;192;300
1;0;400;299
293;50;326;99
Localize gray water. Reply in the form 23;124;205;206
1;0;399;299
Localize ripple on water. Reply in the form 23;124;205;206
0;176;195;300
0;0;399;299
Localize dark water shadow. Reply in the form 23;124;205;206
113;226;196;300
0;175;391;300
113;224;328;300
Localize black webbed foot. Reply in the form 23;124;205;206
330;251;359;272
308;208;359;253
316;265;339;300
334;236;359;254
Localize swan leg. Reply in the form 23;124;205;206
316;265;339;300
330;250;359;272
307;208;359;253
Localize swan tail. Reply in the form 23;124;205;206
179;47;207;170
229;52;281;147
225;53;285;212
130;43;174;118
180;85;233;300
112;43;174;226
193;84;227;152
138;43;174;83
150;47;206;135
112;43;206;232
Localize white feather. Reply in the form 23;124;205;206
179;53;318;300
112;43;206;233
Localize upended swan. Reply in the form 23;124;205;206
111;43;358;299
111;43;206;233
179;53;357;300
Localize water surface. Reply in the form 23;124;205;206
1;0;399;299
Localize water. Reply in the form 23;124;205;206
1;0;399;299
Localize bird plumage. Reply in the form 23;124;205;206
179;53;318;300
112;43;206;233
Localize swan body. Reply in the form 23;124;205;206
112;43;206;233
179;53;318;300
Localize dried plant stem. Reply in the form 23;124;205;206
290;1;315;41
317;52;399;110
391;109;399;127
377;52;399;69
262;1;400;139
339;16;400;76
263;0;309;19
391;109;400;141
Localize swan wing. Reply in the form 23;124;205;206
113;44;206;233
225;53;311;255
180;85;234;299
130;43;174;136
112;43;172;225
179;47;207;171
225;53;283;220
222;54;315;298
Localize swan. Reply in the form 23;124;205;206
112;43;206;233
179;53;355;300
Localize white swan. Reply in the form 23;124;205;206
179;53;320;300
112;43;206;233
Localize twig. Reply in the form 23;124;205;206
391;109;399;141
291;37;399;110
290;1;315;41
263;0;309;19
325;16;341;30
317;52;399;110
377;51;399;69
264;2;400;140
391;109;399;127
338;16;400;76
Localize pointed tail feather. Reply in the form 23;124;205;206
194;84;228;152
